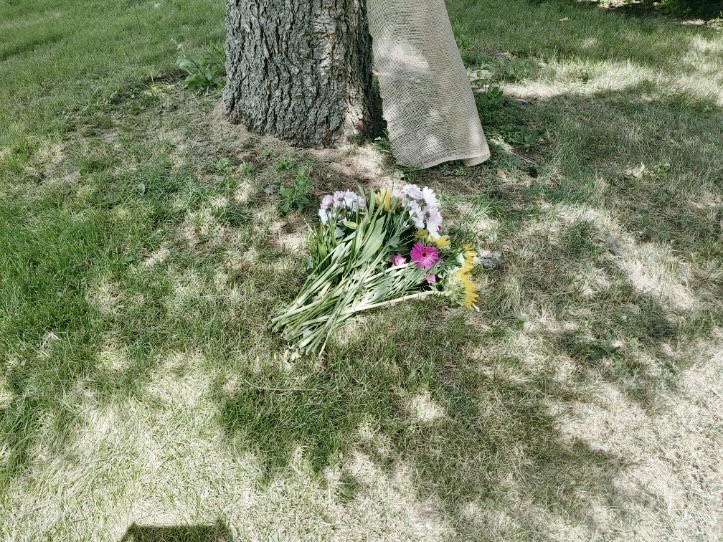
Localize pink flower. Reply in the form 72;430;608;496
390;253;407;266
410;242;439;269
425;274;437;284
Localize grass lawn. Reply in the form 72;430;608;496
1;0;721;540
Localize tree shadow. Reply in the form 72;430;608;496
0;140;305;484
213;210;708;537
554;0;723;20
213;51;720;534
450;0;722;84
213;286;677;537
525;83;720;255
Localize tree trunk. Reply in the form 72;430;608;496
224;0;378;148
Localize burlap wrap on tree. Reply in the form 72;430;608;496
367;0;490;169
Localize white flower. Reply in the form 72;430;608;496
421;186;439;208
318;194;334;224
406;200;425;228
398;184;443;235
319;190;365;224
343;191;357;208
333;191;346;207
402;184;423;200
426;208;442;236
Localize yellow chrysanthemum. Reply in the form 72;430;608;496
458;244;477;273
459;271;479;309
445;268;479;309
429;235;451;249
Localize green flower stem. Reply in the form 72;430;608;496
343;290;443;313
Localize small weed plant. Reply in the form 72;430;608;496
176;44;225;92
279;165;313;213
215;157;235;174
238;161;255;176
272;152;297;172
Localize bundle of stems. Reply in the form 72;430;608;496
271;195;444;355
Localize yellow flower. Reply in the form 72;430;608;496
445;268;479;309
460;272;479;309
374;189;393;212
429;235;450;249
461;243;477;272
416;228;429;240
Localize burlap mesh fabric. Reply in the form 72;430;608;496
367;0;490;169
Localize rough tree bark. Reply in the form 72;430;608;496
224;0;378;148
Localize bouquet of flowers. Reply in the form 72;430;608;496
271;185;480;355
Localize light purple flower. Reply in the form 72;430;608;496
319;190;365;224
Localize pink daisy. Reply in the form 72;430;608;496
390;253;407;266
425;274;437;284
410;242;439;269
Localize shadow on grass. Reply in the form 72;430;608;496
451;0;722;89
120;520;233;542
533;85;720;261
1;11;719;542
213;302;622;539
469;75;720;252
555;0;723;20
211;237;702;538
215;67;719;538
0;144;304;485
